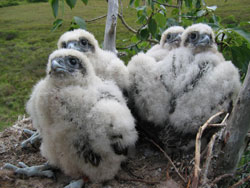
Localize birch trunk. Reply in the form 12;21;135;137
211;64;250;177
103;0;118;54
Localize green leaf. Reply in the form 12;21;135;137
185;0;192;8
154;13;166;28
129;0;135;6
134;0;140;7
81;0;88;5
230;28;250;44
139;27;149;40
52;19;63;32
65;0;77;9
197;9;206;17
195;0;201;9
49;0;59;18
148;18;157;36
206;5;217;11
131;35;139;43
73;16;86;29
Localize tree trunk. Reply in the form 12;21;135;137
103;0;118;54
211;63;250;177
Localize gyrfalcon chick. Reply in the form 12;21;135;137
146;26;184;62
155;23;241;149
57;29;130;92
27;49;138;182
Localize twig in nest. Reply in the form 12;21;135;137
191;111;225;188
201;113;229;185
201;133;217;185
146;138;187;184
229;175;250;188
210;173;233;186
115;177;160;185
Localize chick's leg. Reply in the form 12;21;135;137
3;162;54;178
64;179;85;188
21;129;41;148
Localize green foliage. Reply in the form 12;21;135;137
0;0;22;7
26;0;48;3
49;0;88;28
127;0;250;79
0;0;136;130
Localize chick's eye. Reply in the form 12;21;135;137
62;42;67;48
81;39;88;46
69;58;77;65
190;33;197;40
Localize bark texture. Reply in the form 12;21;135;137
103;0;118;53
212;64;250;176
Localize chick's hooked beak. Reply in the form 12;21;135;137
51;58;68;73
66;41;82;52
197;34;211;46
171;33;182;43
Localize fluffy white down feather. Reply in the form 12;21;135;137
57;29;130;91
146;26;184;62
128;24;241;150
26;49;138;182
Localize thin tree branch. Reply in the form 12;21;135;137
210;173;234;186
85;15;107;23
192;111;225;188
118;13;137;33
146;138;187;184
117;40;143;50
229;175;250;188
152;0;178;8
201;133;217;185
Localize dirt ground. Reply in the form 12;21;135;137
0;116;197;188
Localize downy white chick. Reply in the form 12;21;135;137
146;26;184;62
23;49;138;184
57;29;130;92
156;23;241;150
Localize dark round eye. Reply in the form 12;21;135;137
190;32;197;40
80;39;88;46
69;57;77;65
62;42;67;48
167;34;171;40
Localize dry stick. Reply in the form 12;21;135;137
146;138;187;184
116;177;160;185
85;15;107;23
210;173;234;186
191;111;225;188
201;133;217;186
202;113;230;185
229;175;250;188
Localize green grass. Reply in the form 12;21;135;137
0;0;137;130
0;0;250;130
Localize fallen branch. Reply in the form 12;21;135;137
229;175;250;188
192;111;225;188
146;138;187;184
